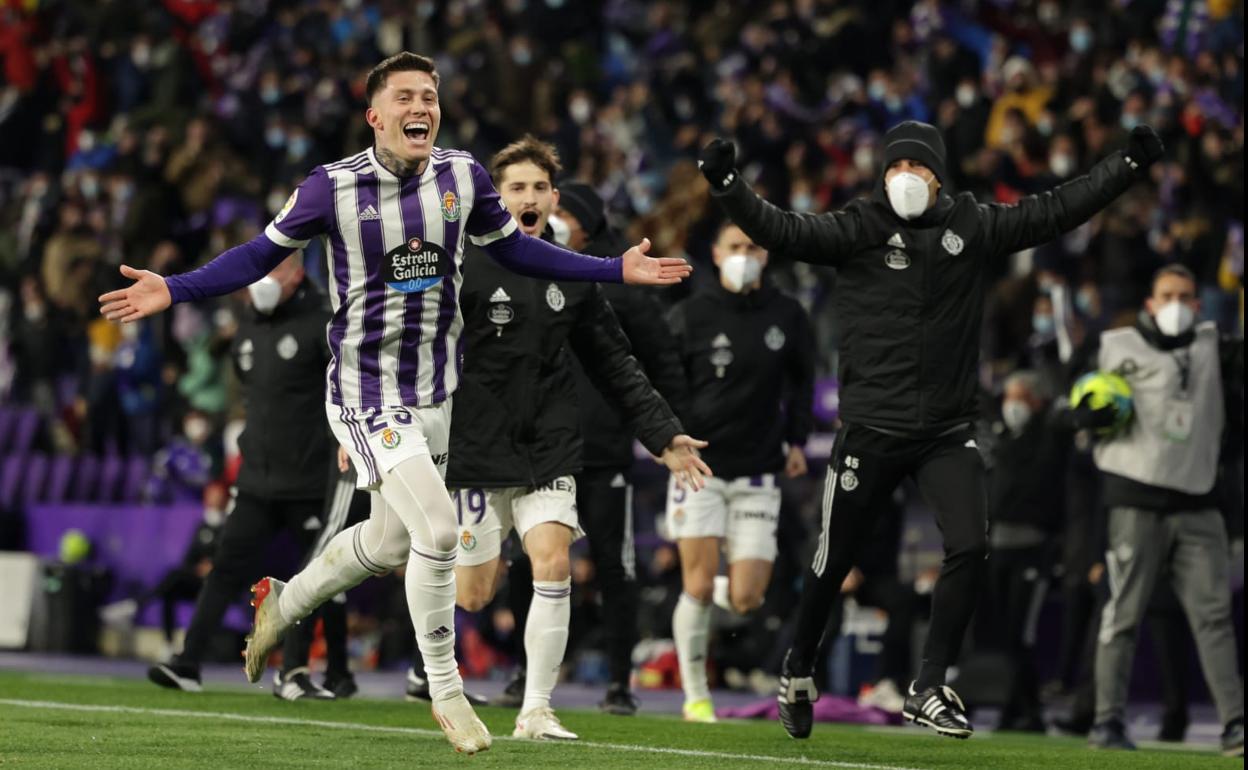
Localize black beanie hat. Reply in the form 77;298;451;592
556;182;606;237
882;121;948;187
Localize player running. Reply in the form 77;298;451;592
99;51;691;755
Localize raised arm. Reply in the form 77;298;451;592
100;167;332;322
699;139;861;267
979;126;1164;258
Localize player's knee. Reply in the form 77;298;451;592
531;551;570;582
946;531;988;563
457;583;494;612
683;575;714;604
729;588;765;615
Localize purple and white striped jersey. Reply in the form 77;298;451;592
265;146;516;409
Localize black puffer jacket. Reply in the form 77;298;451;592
232;278;334;499
711;135;1140;436
447;231;683;488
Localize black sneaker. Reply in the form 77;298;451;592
1088;720;1136;750
273;668;336;701
148;661;202;693
490;671;525;708
1222;718;1245;758
405;668;488;705
903;682;973;739
599;684;639;716
323;672;358;699
777;651;818;739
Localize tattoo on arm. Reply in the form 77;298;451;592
375;147;424;178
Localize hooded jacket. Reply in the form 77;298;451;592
711;121;1140;436
446;227;683;489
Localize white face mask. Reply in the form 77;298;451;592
1154;300;1195;336
248;276;283;314
886;172;931;220
721;254;762;293
1002;400;1032;434
548;212;571;246
184;417;211;444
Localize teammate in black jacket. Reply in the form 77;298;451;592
447;136;709;741
147;255;340;699
663;221;815;722
698;120;1164;739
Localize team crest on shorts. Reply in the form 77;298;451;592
672;507;685;523
380;428;401;449
441;190;461;222
460;530;477;551
941;229;964;255
840;469;859;491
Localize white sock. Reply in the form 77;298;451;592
408;546;463;701
521;578;571;714
279;523;378;624
674;592;711;702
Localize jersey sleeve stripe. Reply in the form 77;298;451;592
467;217;518;247
264;222;311;249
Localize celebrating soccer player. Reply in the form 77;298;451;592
99;51;692;755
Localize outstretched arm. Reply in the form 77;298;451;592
700;139;861;267
980;125;1164;258
481;232;692;285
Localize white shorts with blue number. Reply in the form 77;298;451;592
326;400;451;490
664;473;782;563
454;476;584;567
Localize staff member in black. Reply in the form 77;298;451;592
147;254;338;700
698;120;1164;739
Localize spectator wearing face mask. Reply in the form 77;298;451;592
1088;263;1245;756
663;221;815;723
982;369;1114;732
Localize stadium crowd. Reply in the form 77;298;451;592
0;0;1243;742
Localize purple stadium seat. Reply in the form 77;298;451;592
72;455;100;502
121;456;149;503
21;453;49;506
97;455;124;503
0;455;23;510
43;455;75;504
10;409;39;454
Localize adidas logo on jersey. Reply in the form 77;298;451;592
359;204;381;221
490;287;511;303
888;232;906;248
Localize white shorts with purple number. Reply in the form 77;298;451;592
664;473;781;563
453;476;584;567
326;399;451;490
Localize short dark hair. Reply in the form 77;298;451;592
489;135;562;184
365;52;439;103
1152;263;1197;291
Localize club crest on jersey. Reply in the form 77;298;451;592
441;190;461;222
460;529;477;551
380;428;401;449
383;238;452;293
941;229;964;255
545;283;566;312
277;333;298;360
885;250;911;270
275;189;298;224
765;325;786;351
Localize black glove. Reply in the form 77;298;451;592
1072;394;1118;430
698;138;738;190
1123;124;1164;174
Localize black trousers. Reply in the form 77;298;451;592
985;544;1050;727
179;492;324;667
492;467;638;689
140;567;204;643
791;423;988;686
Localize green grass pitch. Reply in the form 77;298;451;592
0;670;1233;769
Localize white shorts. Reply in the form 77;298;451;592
665;473;781;563
454;476;583;566
327;400;451;490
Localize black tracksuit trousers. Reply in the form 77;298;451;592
790;423;988;690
